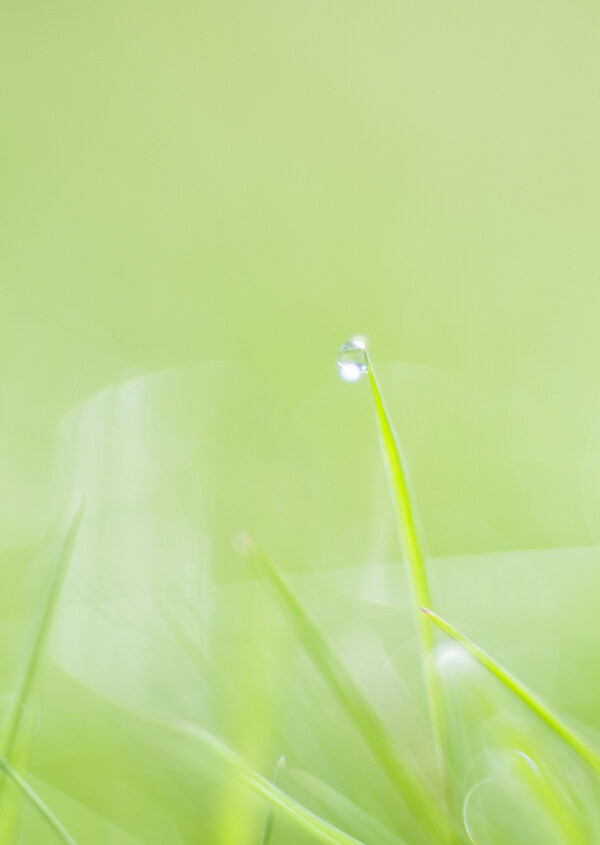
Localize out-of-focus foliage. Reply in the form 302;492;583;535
1;0;600;841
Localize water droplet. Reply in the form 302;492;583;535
337;337;367;382
435;641;474;675
463;748;545;845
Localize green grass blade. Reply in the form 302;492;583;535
179;722;366;845
260;754;286;845
361;346;446;779
0;758;79;845
3;496;86;766
362;347;432;614
422;607;600;777
239;535;455;844
0;497;85;843
286;766;408;845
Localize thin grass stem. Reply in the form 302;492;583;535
260;755;286;845
3;496;85;766
286;766;408;845
0;497;84;844
0;758;78;845
422;607;600;778
361;347;446;778
240;535;456;844
179;722;366;845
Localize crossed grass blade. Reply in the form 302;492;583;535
260;754;286;845
0;758;78;845
361;345;445;771
0;497;85;845
179;722;366;845
3;496;85;766
240;535;456;844
422;607;600;778
286;765;408;845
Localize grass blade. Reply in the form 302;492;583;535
286;766;408;845
3;496;86;766
360;344;445;763
239;535;455;844
179;722;366;845
0;497;85;843
422;607;600;777
0;758;79;845
260;754;286;845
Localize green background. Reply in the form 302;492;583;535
1;2;600;843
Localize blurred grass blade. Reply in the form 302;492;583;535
240;535;455;844
286;766;407;845
180;723;365;845
361;345;444;762
362;346;432;613
422;607;600;777
0;758;79;845
0;497;85;842
260;754;286;845
3;496;86;765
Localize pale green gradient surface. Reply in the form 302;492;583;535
1;2;600;843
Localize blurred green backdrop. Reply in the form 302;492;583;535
3;0;600;557
2;1;600;843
